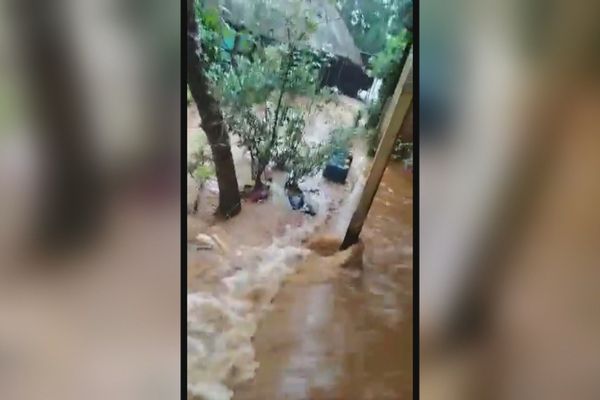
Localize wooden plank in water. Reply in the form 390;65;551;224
341;50;413;249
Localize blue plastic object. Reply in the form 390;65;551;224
323;149;352;184
288;193;305;210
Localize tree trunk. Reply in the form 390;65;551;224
187;0;241;218
254;163;266;191
14;0;104;254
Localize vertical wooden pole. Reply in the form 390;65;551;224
340;50;413;250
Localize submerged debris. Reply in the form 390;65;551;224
195;233;230;254
188;188;332;399
195;234;216;250
246;187;270;203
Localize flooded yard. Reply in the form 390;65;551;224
233;164;413;400
187;98;412;400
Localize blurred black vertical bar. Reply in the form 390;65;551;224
442;0;563;351
445;99;563;351
181;0;188;398
412;0;420;398
10;0;102;255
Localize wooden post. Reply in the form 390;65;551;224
340;50;413;250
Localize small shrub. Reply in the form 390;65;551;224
193;163;215;183
199;0;339;189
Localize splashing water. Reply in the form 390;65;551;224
187;185;333;400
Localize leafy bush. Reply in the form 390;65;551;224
197;0;340;189
193;163;215;182
369;30;411;80
336;0;412;55
187;126;214;184
188;148;215;185
365;28;412;155
366;28;411;125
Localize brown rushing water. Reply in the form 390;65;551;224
187;98;412;399
232;163;413;400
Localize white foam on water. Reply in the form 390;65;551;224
187;184;332;400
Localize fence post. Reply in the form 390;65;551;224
340;50;413;250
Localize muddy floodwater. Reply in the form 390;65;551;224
234;164;413;400
187;100;412;400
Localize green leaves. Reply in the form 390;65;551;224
365;26;411;141
338;0;412;54
193;0;343;185
369;28;411;78
201;7;221;32
193;163;215;182
305;16;318;35
188;133;214;183
218;52;282;106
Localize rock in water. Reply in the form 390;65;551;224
195;229;231;254
195;234;216;250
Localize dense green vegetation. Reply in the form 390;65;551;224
366;28;412;156
335;0;412;56
332;0;413;156
190;0;411;208
195;0;353;190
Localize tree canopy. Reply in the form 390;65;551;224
335;0;412;56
